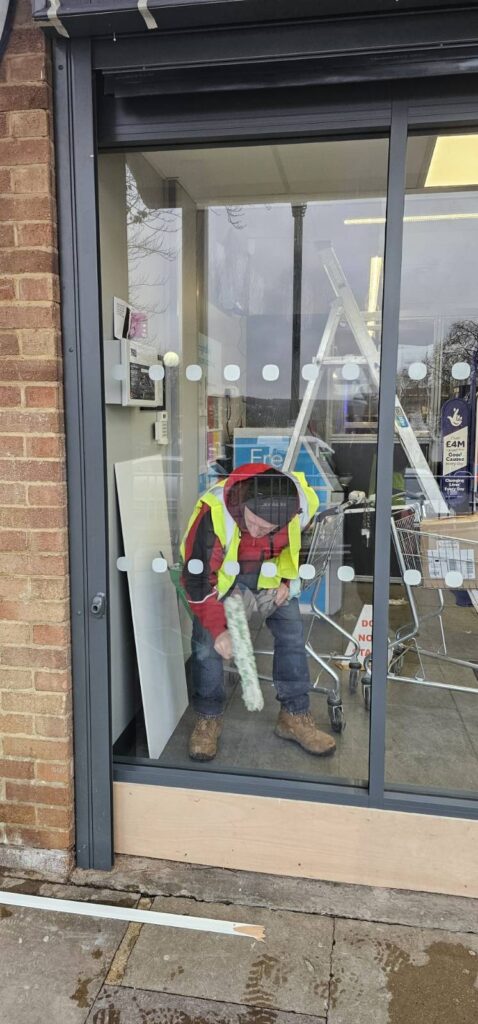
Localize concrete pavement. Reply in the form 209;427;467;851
0;857;477;1023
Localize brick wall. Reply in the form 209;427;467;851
0;1;74;861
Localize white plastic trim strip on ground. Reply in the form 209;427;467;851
0;890;265;941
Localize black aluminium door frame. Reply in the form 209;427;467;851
53;38;478;868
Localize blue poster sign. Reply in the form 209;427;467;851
441;398;470;508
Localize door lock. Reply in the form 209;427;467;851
90;592;106;618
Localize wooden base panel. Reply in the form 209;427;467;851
114;783;478;899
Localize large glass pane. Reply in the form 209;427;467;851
98;138;389;786
385;132;478;797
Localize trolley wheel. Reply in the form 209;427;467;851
348;663;361;694
328;703;345;733
361;673;372;711
391;644;405;674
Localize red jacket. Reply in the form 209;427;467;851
181;464;299;639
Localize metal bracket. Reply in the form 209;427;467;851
90;592;106;618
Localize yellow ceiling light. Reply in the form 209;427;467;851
366;256;382;331
367;256;382;314
425;134;478;188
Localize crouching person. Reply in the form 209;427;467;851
181;464;336;762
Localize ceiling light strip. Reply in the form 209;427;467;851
345;213;478;225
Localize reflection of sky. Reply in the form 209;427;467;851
207;187;478;401
208;198;386;401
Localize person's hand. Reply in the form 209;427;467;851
214;630;233;660
274;582;289;607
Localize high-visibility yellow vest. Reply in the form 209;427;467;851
181;472;319;597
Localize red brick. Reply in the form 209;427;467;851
0;458;64;481
34;671;70;693
0;646;69;670
0;575;30;599
0;435;24;456
31;578;69;601
0;385;21;406
15;222;56;248
26;435;63;458
0;333;19;355
0;759;34;781
24;384;60;407
5;30;45;57
10;110;49;138
0;305;59;330
35;714;71;738
35;762;72;785
0;194;54;222
0;481;26;505
0;168;11;191
3;736;71;760
30;530;67;554
0;279;15;301
0;409;62;432
33;624;69;646
0;530;28;551
0;712;33;734
0;136;50;164
0;506;67;529
0;224;15;246
36;805;73;830
0;359;61;383
4;825;74;850
0;621;30;645
0;667;33;688
0;84;49;113
12;165;52;195
2;692;67;715
0;598;67;623
6;781;69;806
5;55;47;85
20;330;60;359
21;280;59;306
0;250;57;274
27;483;66;507
0;803;36;825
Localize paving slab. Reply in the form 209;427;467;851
88;986;326;1024
328;918;478;1024
0;880;138;1024
71;856;478;935
120;896;334;1017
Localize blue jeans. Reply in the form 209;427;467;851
191;594;311;718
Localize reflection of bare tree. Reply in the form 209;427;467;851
126;166;181;313
126;168;247;315
396;319;478;434
434;320;478;388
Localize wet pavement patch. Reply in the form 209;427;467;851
329;919;478;1024
88;986;327;1024
0;883;138;1024
119;896;334;1017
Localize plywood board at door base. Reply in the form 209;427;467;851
114;782;478;899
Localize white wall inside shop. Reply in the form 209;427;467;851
99;153;159;743
99;153;204;743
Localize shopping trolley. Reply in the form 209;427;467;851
296;501;364;732
361;505;478;705
167;498;364;733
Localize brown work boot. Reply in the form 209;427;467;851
189;715;223;762
274;710;336;756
